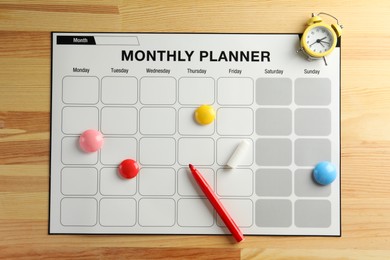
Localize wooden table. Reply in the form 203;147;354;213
1;1;390;259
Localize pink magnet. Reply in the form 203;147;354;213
118;159;139;179
79;129;104;153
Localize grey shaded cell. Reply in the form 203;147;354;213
295;108;331;136
256;138;292;166
256;78;292;105
295;169;331;197
295;200;331;228
256;108;292;136
295;139;331;166
255;169;292;196
295;78;331;106
255;199;292;227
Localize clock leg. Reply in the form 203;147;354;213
322;56;328;66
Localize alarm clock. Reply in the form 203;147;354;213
298;12;343;65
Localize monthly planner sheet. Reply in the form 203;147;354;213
50;33;340;236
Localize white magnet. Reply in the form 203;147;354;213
226;140;250;168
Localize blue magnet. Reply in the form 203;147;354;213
313;161;337;186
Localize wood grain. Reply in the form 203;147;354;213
0;3;119;14
1;0;390;259
0;246;241;260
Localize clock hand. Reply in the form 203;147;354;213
310;37;326;47
318;37;331;45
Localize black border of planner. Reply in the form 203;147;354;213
49;32;342;237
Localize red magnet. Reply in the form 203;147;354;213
118;159;140;179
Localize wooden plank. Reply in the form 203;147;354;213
0;246;241;260
0;3;119;14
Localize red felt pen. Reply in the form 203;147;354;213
189;164;244;242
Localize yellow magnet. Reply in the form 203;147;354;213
194;105;215;125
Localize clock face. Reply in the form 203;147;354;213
304;26;335;54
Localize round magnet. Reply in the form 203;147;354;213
313;161;337;185
79;129;104;153
118;159;140;179
194;105;216;125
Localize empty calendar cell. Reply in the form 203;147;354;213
179;77;214;105
217;108;253;136
140;77;176;105
139;198;175;227
101;76;137;105
61;167;98;196
139;168;176;196
216;168;253;197
256;78;292;105
139;138;176;165
61;198;97;226
62;107;98;134
295;78;331;106
178;199;214;227
295;108;331;136
256;138;292;166
295;139;331;166
63;76;99;104
101;107;137;135
256;108;292;136
140;107;176;135
255;199;292;227
100;198;137;227
255;169;292;197
295;200;331;228
217;77;253;105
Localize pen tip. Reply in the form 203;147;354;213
188;164;194;170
